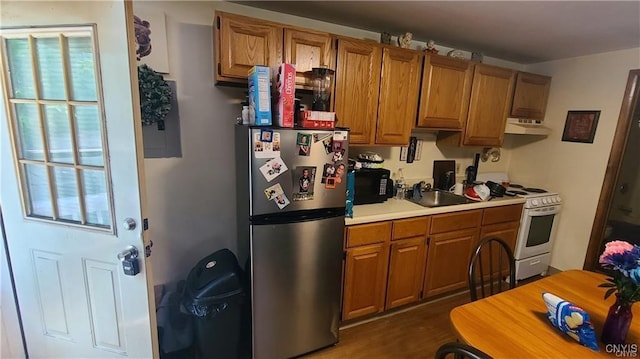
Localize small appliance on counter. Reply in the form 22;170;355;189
311;67;335;111
433;160;455;190
356;152;385;168
353;167;393;205
465;153;481;186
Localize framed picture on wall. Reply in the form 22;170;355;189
561;110;601;143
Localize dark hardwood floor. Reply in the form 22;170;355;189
303;275;543;358
303;292;470;359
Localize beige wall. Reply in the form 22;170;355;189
137;1;520;286
507;48;640;270
351;134;511;186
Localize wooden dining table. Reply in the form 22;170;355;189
450;270;640;358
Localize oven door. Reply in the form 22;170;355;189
514;204;561;260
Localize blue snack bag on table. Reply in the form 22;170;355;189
542;292;599;351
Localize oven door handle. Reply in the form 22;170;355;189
525;207;561;216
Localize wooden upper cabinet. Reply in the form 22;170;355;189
375;47;422;145
418;55;474;129
215;12;283;83
284;28;335;89
510;72;552;120
463;64;516;147
334;38;382;145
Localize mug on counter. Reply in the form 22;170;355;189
449;183;464;195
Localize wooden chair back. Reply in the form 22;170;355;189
435;342;493;359
468;237;516;301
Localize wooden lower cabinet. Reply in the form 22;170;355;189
423;228;478;298
478;222;520;277
342;243;389;320
478;204;523;278
480;221;520;254
342;205;522;320
386;236;427;309
480;204;523;252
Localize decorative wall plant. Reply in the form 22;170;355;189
138;63;172;128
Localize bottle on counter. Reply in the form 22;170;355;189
395;168;406;200
241;102;250;125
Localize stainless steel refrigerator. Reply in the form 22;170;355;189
235;125;349;359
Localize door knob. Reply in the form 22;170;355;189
123;218;136;231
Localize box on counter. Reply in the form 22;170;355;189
299;110;335;129
248;65;272;126
274;63;296;128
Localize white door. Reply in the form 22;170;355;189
0;1;157;358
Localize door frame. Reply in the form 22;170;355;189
0;208;27;358
583;69;640;270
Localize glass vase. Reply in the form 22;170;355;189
601;294;634;345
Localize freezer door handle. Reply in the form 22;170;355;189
250;207;345;225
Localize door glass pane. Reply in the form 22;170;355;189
4;27;113;231
67;36;97;101
24;164;53;218
6;38;36;99
35;37;66;100
15;103;44;161
81;169;110;228
43;104;73;164
73;106;103;166
53;167;81;222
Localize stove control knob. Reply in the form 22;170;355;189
549;197;556;203
555;196;562;203
532;199;540;206
542;198;548;204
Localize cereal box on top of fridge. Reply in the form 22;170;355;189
248;65;272;126
274;63;296;128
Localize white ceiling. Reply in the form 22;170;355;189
234;1;640;64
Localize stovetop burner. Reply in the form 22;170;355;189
523;187;547;193
509;184;524;188
509;190;528;195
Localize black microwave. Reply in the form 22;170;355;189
353;168;393;205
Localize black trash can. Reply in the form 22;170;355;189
183;249;244;359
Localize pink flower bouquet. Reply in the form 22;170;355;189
598;240;640;302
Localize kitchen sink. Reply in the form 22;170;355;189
408;190;470;208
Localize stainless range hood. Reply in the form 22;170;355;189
504;118;551;135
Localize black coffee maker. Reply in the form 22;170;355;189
465;153;481;185
439;170;456;191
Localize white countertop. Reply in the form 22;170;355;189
345;196;526;225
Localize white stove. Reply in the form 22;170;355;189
477;173;562;280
